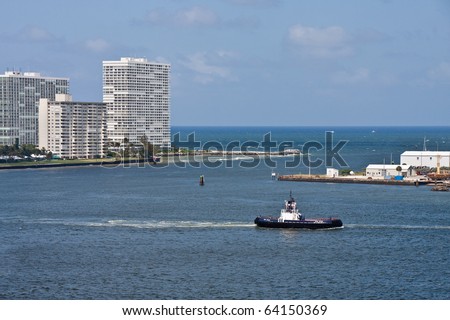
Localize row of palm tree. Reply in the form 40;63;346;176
106;136;161;159
1;135;163;161
0;144;50;159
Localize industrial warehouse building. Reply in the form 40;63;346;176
400;151;450;168
365;164;416;178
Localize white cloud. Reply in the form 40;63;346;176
142;8;166;25
216;50;240;59
27;27;53;41
181;51;238;84
19;26;58;42
138;6;259;29
175;6;219;27
138;6;219;28
331;68;370;84
85;38;110;53
288;25;353;58
428;62;450;81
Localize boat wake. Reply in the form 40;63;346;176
178;156;253;163
345;224;450;230
104;220;254;229
36;218;254;229
25;219;450;231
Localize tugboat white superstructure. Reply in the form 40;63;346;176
254;192;343;229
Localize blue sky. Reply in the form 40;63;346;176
1;0;449;126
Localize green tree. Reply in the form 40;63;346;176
138;135;159;159
20;144;38;157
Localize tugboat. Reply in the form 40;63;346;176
254;192;343;229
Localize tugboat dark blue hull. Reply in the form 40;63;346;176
254;216;343;229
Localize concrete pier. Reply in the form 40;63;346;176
278;174;426;186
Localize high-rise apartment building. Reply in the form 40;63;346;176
39;94;107;159
0;71;70;146
103;57;170;147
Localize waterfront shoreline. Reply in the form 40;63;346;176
278;174;426;186
0;159;156;170
0;152;297;170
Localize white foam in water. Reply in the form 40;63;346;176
104;220;255;229
34;218;254;229
90;221;450;231
33;219;449;231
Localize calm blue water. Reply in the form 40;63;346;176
172;126;450;172
1;126;449;299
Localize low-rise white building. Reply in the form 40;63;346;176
326;168;339;177
366;164;416;178
39;94;107;159
400;151;450;168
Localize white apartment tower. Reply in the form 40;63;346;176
103;57;170;147
39;94;107;159
0;71;70;146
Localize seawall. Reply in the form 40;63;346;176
0;159;156;170
278;174;424;186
